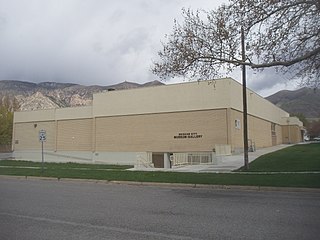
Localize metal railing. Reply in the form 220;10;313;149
172;152;215;166
135;152;154;168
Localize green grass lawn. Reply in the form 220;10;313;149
0;143;319;188
1;166;319;188
0;160;132;170
238;143;320;172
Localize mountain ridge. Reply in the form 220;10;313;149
266;87;320;119
0;80;164;111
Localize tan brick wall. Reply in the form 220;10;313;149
13;121;55;150
248;116;272;148
282;125;302;144
229;110;243;149
93;78;290;127
13;110;301;154
93;79;231;118
95;109;228;152
229;109;275;150
14;109;55;123
57;119;92;151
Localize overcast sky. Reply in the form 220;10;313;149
0;0;298;97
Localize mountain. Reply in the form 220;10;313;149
0;80;164;111
17;92;60;111
266;87;320;119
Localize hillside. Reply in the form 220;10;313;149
266;87;320;119
0;80;164;111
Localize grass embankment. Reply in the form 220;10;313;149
1;166;319;188
0;143;319;188
238;143;320;172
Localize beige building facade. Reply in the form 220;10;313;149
12;78;304;166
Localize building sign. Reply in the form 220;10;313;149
174;132;203;139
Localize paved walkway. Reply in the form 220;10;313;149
131;144;293;173
0;152;13;160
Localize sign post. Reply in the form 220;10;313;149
39;130;46;175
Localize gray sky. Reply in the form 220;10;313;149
0;0;297;97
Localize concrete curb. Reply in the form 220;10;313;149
1;175;320;193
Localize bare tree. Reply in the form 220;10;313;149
152;0;319;169
152;0;319;87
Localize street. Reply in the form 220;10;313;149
0;177;319;240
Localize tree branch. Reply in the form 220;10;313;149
249;47;320;68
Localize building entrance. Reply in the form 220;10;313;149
152;153;164;168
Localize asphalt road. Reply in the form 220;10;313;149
0;177;319;240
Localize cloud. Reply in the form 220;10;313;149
0;0;179;85
246;68;300;97
0;0;300;96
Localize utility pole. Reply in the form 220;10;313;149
241;26;249;170
239;0;249;170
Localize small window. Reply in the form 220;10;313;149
235;119;241;129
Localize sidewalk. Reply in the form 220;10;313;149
131;144;292;173
0;152;13;160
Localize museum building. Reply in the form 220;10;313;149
12;78;304;167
